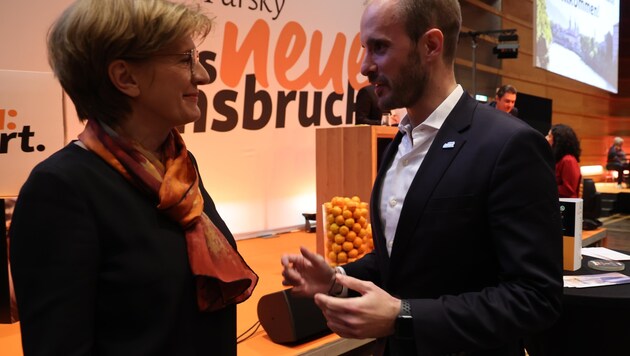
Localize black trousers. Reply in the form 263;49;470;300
606;162;629;184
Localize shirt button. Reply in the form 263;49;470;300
387;240;393;248
403;159;409;166
389;198;397;207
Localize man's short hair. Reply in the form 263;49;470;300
614;137;624;146
390;0;462;63
496;84;518;99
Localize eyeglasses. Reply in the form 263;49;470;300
132;48;200;76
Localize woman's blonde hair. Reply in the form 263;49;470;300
47;0;213;126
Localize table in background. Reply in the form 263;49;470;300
527;252;630;356
581;227;607;247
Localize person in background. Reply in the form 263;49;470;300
489;84;519;117
355;84;387;125
389;107;407;126
9;1;257;355
546;124;582;198
281;0;562;355
606;136;630;188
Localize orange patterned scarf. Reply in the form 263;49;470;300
78;119;257;312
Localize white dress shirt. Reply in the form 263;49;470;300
379;85;464;255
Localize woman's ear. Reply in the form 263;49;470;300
108;60;140;97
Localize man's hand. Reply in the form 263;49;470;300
313;274;400;339
281;246;335;297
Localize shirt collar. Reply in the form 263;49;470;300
398;84;464;137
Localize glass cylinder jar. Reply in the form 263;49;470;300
381;112;391;126
322;196;374;267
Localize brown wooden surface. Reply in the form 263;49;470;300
581;228;608;247
594;182;630;194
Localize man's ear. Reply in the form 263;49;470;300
108;60;140;97
421;28;444;62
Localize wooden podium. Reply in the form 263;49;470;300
315;125;398;255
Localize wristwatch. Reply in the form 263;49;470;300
394;299;414;340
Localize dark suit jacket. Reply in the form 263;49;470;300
343;93;563;355
10;143;239;356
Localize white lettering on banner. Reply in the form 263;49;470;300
204;0;287;20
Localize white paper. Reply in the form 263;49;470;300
564;272;630;288
581;247;630;261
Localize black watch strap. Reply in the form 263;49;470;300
395;299;413;340
399;299;411;317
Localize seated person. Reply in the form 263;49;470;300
546;124;581;198
489;84;519;117
606;137;630;188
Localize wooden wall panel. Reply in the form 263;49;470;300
501;54;544;84
578;117;609;137
580;137;607;166
502;0;533;23
608;120;630;136
610;97;630;116
583;96;611;117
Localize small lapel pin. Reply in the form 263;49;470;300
442;141;455;149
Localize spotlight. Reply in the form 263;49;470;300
493;34;519;59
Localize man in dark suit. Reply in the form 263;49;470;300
489;84;519;117
281;0;563;355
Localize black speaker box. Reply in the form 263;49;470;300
257;288;331;344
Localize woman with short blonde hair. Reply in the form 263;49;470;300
10;1;257;355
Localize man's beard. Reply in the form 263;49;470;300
379;49;427;111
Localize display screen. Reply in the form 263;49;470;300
534;0;619;93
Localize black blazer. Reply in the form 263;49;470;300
343;93;563;355
10;143;238;356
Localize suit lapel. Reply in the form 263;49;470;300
370;131;404;276
387;93;477;263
